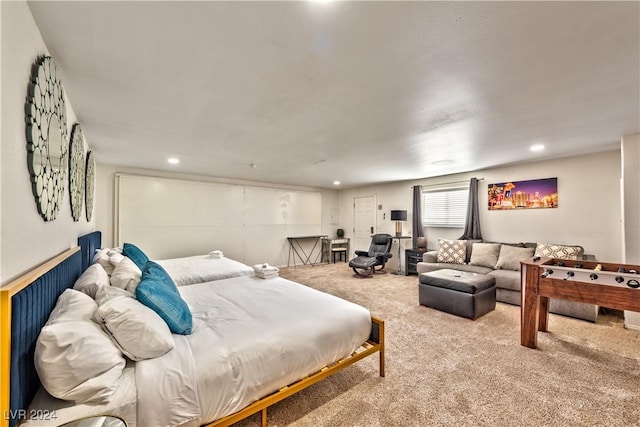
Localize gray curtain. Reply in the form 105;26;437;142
458;177;483;240
412;185;424;248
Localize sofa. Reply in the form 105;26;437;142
416;239;599;322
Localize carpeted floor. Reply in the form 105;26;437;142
235;263;640;427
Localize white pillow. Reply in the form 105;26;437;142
109;252;125;267
73;263;110;299
110;257;142;293
93;286;174;361
93;248;115;275
35;289;126;404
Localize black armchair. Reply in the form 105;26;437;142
348;234;393;277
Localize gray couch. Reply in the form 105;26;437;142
416;240;599;322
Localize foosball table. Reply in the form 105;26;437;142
520;256;640;349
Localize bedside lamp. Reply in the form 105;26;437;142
390;210;407;237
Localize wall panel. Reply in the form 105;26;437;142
116;174;322;266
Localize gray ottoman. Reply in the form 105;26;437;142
419;269;496;320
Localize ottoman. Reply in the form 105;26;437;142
419;269;496;320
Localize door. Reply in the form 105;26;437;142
353;195;376;253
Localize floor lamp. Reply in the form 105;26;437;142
390;210;408;274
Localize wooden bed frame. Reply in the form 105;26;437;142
208;316;384;427
1;231;385;427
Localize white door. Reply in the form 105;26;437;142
353;195;376;254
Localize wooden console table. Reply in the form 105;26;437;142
520;257;640;349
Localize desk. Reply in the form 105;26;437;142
520;257;640;349
287;235;328;267
392;236;412;274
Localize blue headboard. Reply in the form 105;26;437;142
1;231;101;427
78;230;102;272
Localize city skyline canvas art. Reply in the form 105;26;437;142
487;177;558;210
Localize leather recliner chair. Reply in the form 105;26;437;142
348;234;393;277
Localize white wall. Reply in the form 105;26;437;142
338;151;623;271
621;132;640;330
0;1;95;285
96;165;339;266
622;133;640;264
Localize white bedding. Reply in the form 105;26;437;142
24;361;137;427
136;275;372;426
155;255;254;286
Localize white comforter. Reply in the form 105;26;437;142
155;255;254;286
136;275;371;427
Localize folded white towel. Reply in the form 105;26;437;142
209;250;224;259
255;270;279;279
252;263;279;273
253;263;279;278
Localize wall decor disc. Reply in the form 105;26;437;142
69;123;86;221
26;56;68;221
85;150;95;222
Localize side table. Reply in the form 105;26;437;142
405;248;424;276
391;236;412;274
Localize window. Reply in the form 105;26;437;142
422;186;468;228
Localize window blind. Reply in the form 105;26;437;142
422;187;469;228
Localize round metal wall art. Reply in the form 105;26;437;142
85;150;95;222
26;56;68;221
69;123;86;221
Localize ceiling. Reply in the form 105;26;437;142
28;1;640;189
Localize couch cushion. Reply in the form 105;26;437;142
488;269;521;292
420;269;495;294
422;250;438;263
495;245;535;271
469;243;501;268
534;243;583;260
484;241;525;248
464;239;482;263
417;262;492;275
436;239;467;264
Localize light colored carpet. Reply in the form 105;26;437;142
235;263;640;427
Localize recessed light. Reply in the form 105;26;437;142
333;181;341;186
167;158;179;164
530;144;545;152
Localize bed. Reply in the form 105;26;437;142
1;231;384;427
91;236;254;287
154;255;254;287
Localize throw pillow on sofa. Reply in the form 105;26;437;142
495;245;536;271
436;239;467;264
469;243;501;268
534;243;582;260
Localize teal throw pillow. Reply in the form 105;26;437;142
136;261;192;335
122;243;149;270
